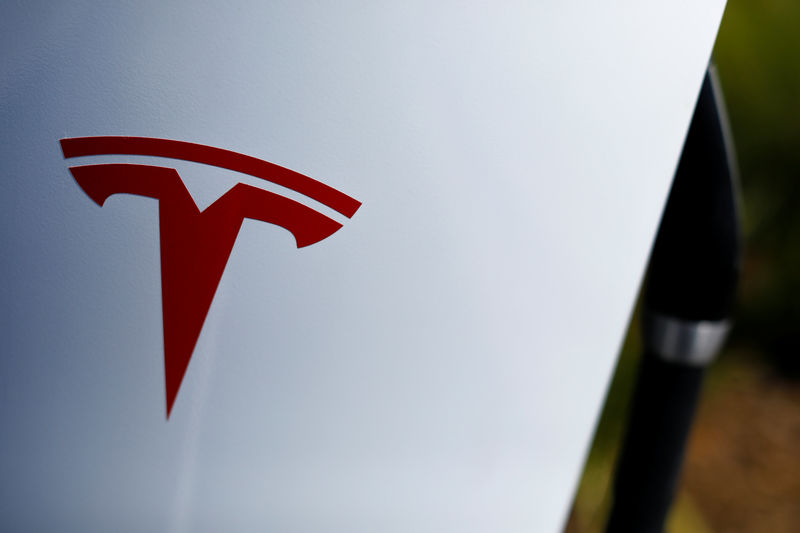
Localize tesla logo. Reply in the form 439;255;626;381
61;136;361;417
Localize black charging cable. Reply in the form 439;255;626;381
605;64;742;533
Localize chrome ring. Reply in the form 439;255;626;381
643;311;731;366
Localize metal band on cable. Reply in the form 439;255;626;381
643;311;731;366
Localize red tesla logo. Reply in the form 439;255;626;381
61;136;361;417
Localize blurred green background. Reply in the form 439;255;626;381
565;1;800;531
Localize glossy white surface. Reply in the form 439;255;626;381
0;2;726;531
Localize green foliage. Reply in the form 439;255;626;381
714;0;800;375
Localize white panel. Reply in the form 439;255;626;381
0;2;725;532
